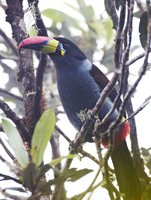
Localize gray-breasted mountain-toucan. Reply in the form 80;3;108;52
19;36;141;200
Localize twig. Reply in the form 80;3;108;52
50;131;62;171
0;28;18;55
0;88;23;102
126;53;145;67
79;148;100;165
114;0;126;69
0;60;14;74
0;54;18;61
0;138;15;160
77;168;101;200
34;54;47;123
0;154;16;171
94;134;103;161
0;100;31;142
92;73;119;119
0;173;22;184
0;60;19;90
0;187;26;200
27;0;48;124
55;125;100;164
71;181;102;200
55;125;71;143
106;0;151;138
86;182;103;200
125;95;151;122
0;155;6;162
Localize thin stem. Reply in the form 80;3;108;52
0;100;31;142
0;138;15;160
78;168;101;200
0;88;23;102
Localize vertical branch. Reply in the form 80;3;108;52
114;0;126;70
34;54;47;122
5;0;36;137
111;0;151;133
27;0;48;124
122;0;146;181
93;1;127;133
28;0;62;180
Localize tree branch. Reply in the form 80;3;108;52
0;28;18;55
5;0;36;136
0;88;23;102
126;53;145;67
0;100;31;142
0;138;15;160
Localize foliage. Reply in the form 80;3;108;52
2;119;29;168
31;109;56;166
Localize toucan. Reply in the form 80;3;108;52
19;36;141;200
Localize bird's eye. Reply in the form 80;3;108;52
64;44;70;49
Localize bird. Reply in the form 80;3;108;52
19;36;141;200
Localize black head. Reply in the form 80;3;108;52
53;37;87;60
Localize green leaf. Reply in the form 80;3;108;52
133;10;144;18
31;109;55;166
76;0;95;22
42;8;83;31
37;179;52;195
57;168;93;184
102;45;115;73
50;154;76;166
102;18;114;43
22;163;37;189
2;119;29;168
68;168;93;182
36;164;52;183
141;148;151;174
64;2;80;13
22;163;52;193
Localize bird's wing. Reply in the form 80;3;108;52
90;64;126;116
90;64;119;102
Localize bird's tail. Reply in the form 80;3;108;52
111;140;141;200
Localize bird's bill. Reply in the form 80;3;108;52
19;36;65;56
